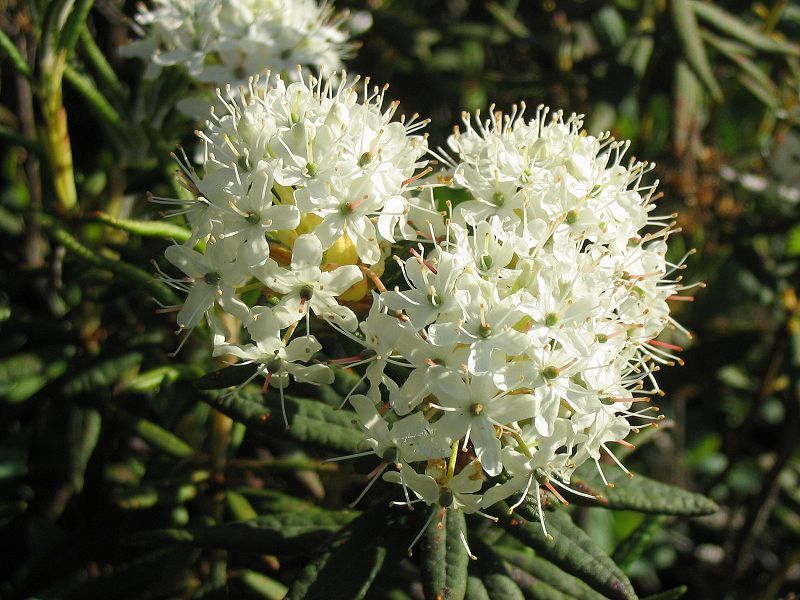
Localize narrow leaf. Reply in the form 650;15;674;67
90;211;192;243
489;503;636;600
486;2;530;37
68;406;102;492
640;586;688;600
115;483;198;509
63;63;125;133
0;124;43;156
40;214;181;306
702;29;781;107
612;515;667;571
123;364;202;393
195;363;259;390
111;406;194;458
59;0;95;55
473;540;525;600
79;27;126;102
61;352;143;396
673;60;705;156
691;1;800;55
200;389;364;454
133;510;357;555
503;563;575;600
465;563;491;600
239;570;288;600
671;0;723;101
495;546;610;600
226;490;258;520
568;464;718;516
421;507;469;600
286;507;409;600
0;27;33;80
54;548;198;600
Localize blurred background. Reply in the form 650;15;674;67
1;0;799;598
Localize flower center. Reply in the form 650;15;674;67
245;211;261;225
203;271;221;286
542;365;560;380
479;254;493;270
358;151;373;167
470;403;484;416
491;191;505;207
478;323;493;339
299;285;315;302
544;312;559;327
438;488;454;508
266;356;283;374
565;210;578;225
382;447;398;463
305;162;318;177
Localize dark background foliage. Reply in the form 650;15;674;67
1;0;799;598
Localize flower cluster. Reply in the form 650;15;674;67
350;106;692;534
123;0;364;110
158;72;428;422
159;78;692;538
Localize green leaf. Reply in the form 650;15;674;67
286;507;409;600
673;60;705;156
612;515;667;571
111;407;194;458
671;0;723;101
123;364;202;393
486;2;530;37
691;1;800;55
0;350;70;403
226;490;258;520
58;0;95;55
195;363;260;390
63;63;125;134
702;29;780;108
91;211;192;243
640;586;688;600
41;214;181;306
69;407;102;492
133;509;358;555
503;563;577;600
200;389;365;454
489;503;636;600
78;27;126;102
0;27;33;80
786;223;800;256
465;563;491;600
115;482;199;510
56;548;198;600
239;570;288;600
421;507;469;600
61;352;143;396
568;464;718;516
495;546;610;600
473;540;524;600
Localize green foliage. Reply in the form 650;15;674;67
2;0;799;598
490;503;636;600
568;466;719;516
421;508;470;600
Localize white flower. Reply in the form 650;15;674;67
157;93;691;526
262;234;362;331
123;0;361;91
163;242;248;328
